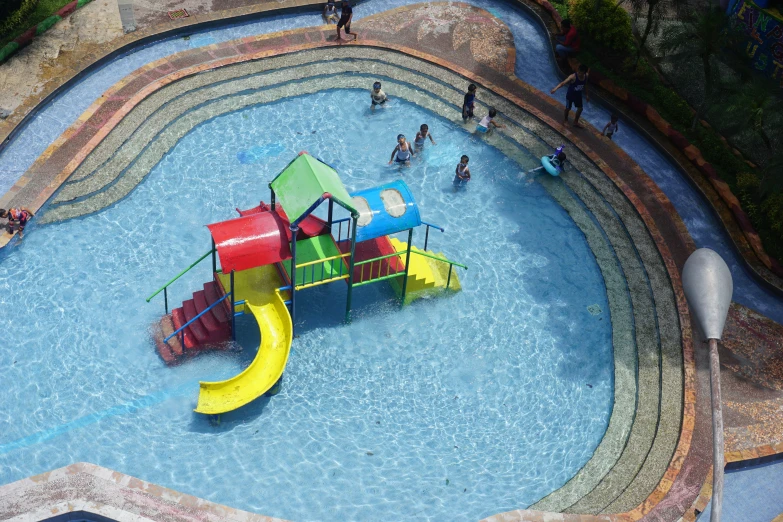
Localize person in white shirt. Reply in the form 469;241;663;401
476;107;505;134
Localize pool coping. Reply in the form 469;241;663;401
0;461;288;522
0;10;700;522
0;0;779;308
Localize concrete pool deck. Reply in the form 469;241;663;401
0;1;782;521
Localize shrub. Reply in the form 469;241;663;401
736;172;761;222
651;84;692;128
0;0;39;37
568;0;633;52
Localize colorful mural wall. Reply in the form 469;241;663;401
730;0;783;88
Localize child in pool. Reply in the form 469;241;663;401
414;124;436;150
476;107;505;134
462;84;477;123
0;207;34;238
389;134;415;166
602;114;619;140
453;155;471;188
370;81;387;111
547;145;567;174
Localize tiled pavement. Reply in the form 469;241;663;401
0;1;782;521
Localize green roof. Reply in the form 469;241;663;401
270;154;352;224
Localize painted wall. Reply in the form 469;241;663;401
730;0;783;87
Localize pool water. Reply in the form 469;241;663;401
0;91;613;521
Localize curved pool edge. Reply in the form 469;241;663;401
0;461;289;522
0;3;712;522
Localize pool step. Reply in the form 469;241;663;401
388;238;461;302
154;280;231;364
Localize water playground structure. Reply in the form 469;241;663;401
146;152;467;415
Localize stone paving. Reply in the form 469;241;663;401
0;1;782;521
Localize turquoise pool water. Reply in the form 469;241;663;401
0;91;613;520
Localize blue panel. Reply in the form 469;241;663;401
350;180;421;242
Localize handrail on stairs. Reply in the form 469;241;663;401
421;221;444;251
164;291;232;346
409;249;467;289
146;248;216;313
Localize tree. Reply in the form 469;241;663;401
658;6;734;104
711;76;781;152
629;0;684;68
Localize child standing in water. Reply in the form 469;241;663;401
476;108;505;134
462;84;477;123
370;81;387;111
453;155;471;188
602;114;619;140
389;134;415;166
550;64;589;128
414;124;436;150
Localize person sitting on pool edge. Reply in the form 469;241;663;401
1;207;34;238
336;1;357;41
323;1;339;24
476;108;505;134
414;124;436;150
453;155;471;188
370;81;387;111
389;134;415;166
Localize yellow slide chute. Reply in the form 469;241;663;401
194;265;292;415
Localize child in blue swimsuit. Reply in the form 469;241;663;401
389;134;415;166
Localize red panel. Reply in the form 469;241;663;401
338;236;405;283
236;201;329;239
207;212;292;273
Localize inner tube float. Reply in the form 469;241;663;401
540;155;560;176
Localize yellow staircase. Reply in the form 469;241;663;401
388;237;461;302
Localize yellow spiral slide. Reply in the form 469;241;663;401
194;265;292;415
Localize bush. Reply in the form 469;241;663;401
651;84;692;128
0;0;39;37
568;0;633;52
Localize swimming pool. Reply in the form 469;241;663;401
1;0;780;326
0;91;613;521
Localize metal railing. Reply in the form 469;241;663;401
420;221;445;251
352;251;405;287
146;248;215;314
294;252;351;290
332;217;352;243
409;249;467;289
164;291;232;348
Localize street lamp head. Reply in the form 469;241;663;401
682;248;733;341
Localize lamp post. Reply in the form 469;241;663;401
682;248;733;522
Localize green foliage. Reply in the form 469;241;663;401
0;0;39;38
568;0;633;52
551;0;569;19
0;0;70;48
651;84;691;128
736;172;761;222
